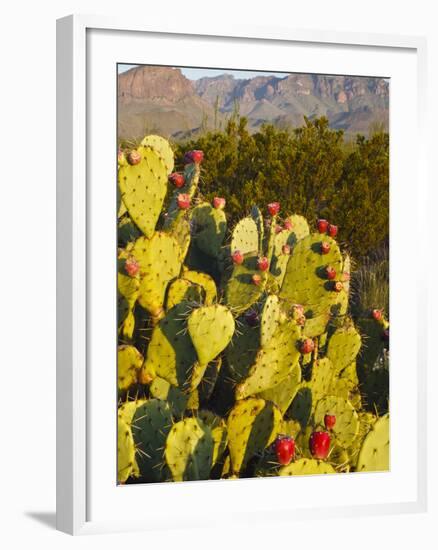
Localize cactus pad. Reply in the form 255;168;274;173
191;202;227;258
118;147;168;238
227;398;282;474
327;324;362;375
279;458;336;476
165;418;214;481
117;345;143;391
258;363;301;415
182;269;217;305
118;417;137;483
166;278;203;310
231;216;259;255
260;294;282;347
149;377;189;418
131;399;173;482
132;233;182;317
188;304;235;366
356;414;390;472
225;253;268;313
140;134;174;175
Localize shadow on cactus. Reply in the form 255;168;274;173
117;135;390;484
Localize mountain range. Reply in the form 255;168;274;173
118;65;389;141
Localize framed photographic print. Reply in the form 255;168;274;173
56;15;427;535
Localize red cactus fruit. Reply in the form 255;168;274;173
189;150;204;164
327;224;338;237
127;150;141;165
169;172;185;188
372;309;383;322
257;256;269;272
232;250;244;265
125;256;139;277
267;202;280;216
321;242;331;255
252;274;262;286
284;219;293;230
274;436;295;466
309;431;331;459
324;414;336;430
275;224;283;234
213;197;226;210
282;244;291;255
317;219;329;233
300;338;315;354
325;266;337;280
177;193;191;210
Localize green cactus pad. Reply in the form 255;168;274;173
190;202;227;258
227;398;282;474
165;418;214;481
356;414;390;472
117;345;143;391
231;216;259;255
341;254;351;295
279;458;336;476
182;269;217;305
142;301;198;390
118;418;137;483
198;358;222;402
225;321;260;383
251;205;264;254
302;312;331;338
188;304;235;366
118;146;168;238
314;395;360;447
132;233;182;317
131;399;173;482
279;233;343;317
197;411;228;466
117;254;140;339
225;252;268;314
235;320;301;398
260;294;282;347
307;357;335;405
285;215;310;241
164;163;200;229
258;363;301;415
168;217;191;262
326;324;362;375
140;134;174;175
118;398;146;425
166;278;203;310
356;317;385;369
288;386;313;429
149;377;189;418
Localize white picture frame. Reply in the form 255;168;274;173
56;14;428;535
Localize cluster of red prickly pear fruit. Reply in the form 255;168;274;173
169;172;185;188
274;435;295;466
317;219;338;238
257;256;269;272
372;309;383;322
321;241;331;255
309;431;331;459
300;338;315;354
128;150;141;166
324;414;336;430
267;202;280;216
125;256;139;277
232;250;243;265
177;193;191;210
213;197;226;210
184;150;204;164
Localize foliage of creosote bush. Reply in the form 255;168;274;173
116;134;390;484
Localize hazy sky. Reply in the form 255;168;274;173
117;64;289;80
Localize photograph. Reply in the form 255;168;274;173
116;63;390;484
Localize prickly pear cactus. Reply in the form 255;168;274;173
117;135;389;484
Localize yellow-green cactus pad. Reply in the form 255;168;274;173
166;278;203;310
118;146;168;238
118;398;146;425
314;395;360;447
235;320;301;398
231;216;259;255
270;215;309;285
141;134;174;175
190;202;227;258
326;323;362;375
227;398;281;474
279;458;336;476
118;418;137;483
149;377;189;418
165;418;214;481
225;252;268;314
188;304;235;366
260;294;282;347
132;233;182;317
197;411;228;466
182;269;217;305
258;363;301;415
117;345;143;391
356;413;389;472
